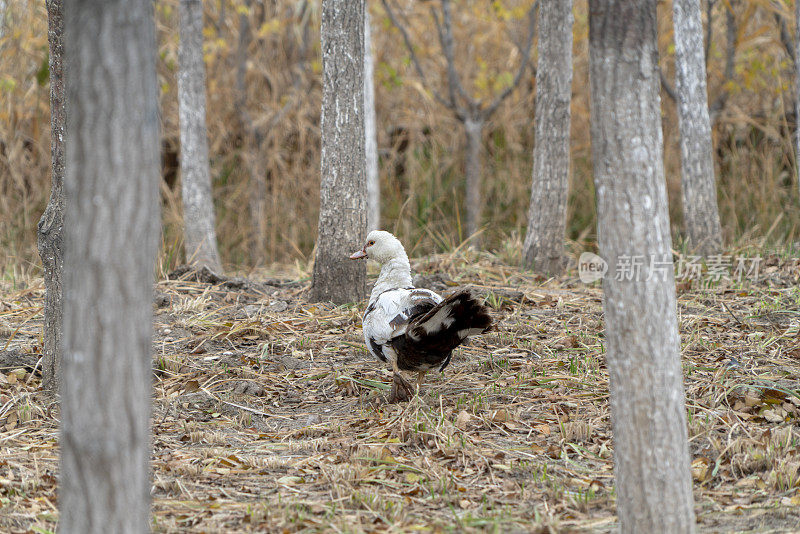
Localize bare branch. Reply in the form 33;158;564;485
380;0;452;110
434;0;475;111
481;0;538;120
429;9;457;110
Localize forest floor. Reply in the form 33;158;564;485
1;251;800;533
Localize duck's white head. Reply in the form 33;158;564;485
349;230;406;265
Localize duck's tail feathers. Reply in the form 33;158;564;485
407;289;492;346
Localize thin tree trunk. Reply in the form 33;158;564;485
310;0;367;304
37;0;65;394
60;0;160;530
178;0;222;272
464;116;483;240
364;9;380;232
235;1;268;266
0;0;6;38
796;0;800;199
588;1;696;532
673;0;722;256
522;0;573;275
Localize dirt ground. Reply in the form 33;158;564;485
1;251;799;533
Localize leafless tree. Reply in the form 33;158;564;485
381;0;537;241
522;0;573;275
365;9;380;232
235;0;312;265
234;0;269;265
661;0;737;125
179;0;223;272
37;0;65;393
60;0;160;530
796;0;800;198
589;1;696;532
310;0;367;304
672;0;722;255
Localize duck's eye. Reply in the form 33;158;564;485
367;240;375;246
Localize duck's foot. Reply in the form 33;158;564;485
388;372;414;403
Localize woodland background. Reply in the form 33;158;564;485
1;0;799;273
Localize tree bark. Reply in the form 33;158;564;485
464;116;483;240
588;1;696;532
178;0;222;272
310;0;367;304
37;0;65;394
673;0;722;256
60;0;160;531
522;0;573;275
364;9;380;232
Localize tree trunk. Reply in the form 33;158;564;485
364;9;380;232
235;1;268;266
464;116;483;241
0;0;6;38
60;0;160;531
310;0;367;304
673;0;722;256
522;0;573;275
37;0;65;394
796;0;800;200
588;1;696;532
178;0;222;272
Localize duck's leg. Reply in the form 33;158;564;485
388;361;413;403
416;371;426;395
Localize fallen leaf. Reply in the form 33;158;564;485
691;457;710;482
490;408;510;422
745;391;761;407
762;409;785;423
455;410;471;430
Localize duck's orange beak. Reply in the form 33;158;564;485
349;248;367;260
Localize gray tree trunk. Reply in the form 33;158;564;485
37;0;65;394
364;9;380;232
588;1;696;532
464;116;483;240
522;0;573;275
178;0;222;272
234;1;269;266
60;0;160;531
673;0;722;256
310;0;367;304
0;0;6;38
796;0;800;199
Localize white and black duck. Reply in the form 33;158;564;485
350;230;492;401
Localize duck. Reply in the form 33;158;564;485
350;230;492;402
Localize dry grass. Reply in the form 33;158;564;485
1;250;799;532
2;0;800;274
